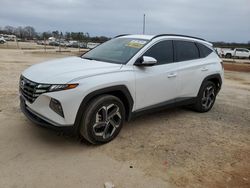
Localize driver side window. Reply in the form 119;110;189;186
143;40;174;65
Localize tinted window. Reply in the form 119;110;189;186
197;43;213;58
144;40;174;65
174;41;199;61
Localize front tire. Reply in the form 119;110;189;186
80;95;125;144
192;81;217;112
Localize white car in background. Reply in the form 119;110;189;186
87;42;100;49
223;48;250;59
20;34;223;144
0;36;6;44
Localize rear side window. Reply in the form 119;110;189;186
144;40;174;65
174;40;199;62
197;43;213;58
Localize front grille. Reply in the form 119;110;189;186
19;76;50;103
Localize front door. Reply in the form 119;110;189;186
134;40;178;110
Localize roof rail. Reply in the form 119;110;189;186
114;34;131;38
152;34;206;41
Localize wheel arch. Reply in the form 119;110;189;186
200;74;222;94
73;85;134;134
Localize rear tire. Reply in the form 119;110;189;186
79;95;125;144
192;81;217;113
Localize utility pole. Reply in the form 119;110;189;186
44;37;46;52
59;31;62;52
143;14;146;35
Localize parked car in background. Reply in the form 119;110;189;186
223;48;250;59
1;34;16;41
49;41;60;46
0;36;6;44
87;42;100;49
66;40;76;47
66;41;86;48
48;37;56;42
71;41;80;48
79;42;87;48
37;40;45;45
57;39;68;47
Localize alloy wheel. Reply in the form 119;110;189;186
201;85;215;110
93;104;122;140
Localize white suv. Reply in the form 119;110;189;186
20;34;223;144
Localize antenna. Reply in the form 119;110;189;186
143;14;146;34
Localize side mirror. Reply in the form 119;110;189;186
134;56;157;66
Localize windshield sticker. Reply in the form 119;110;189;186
126;40;147;48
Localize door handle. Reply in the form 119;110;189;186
167;73;177;78
201;67;208;71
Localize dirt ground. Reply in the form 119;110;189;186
0;44;249;188
223;62;250;72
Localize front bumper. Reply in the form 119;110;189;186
20;96;73;131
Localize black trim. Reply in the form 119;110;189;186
195;42;202;58
172;40;176;62
131;97;196;119
152;34;206;41
73;85;134;134
134;59;156;66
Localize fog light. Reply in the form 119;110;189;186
49;98;64;117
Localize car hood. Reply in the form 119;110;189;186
22;56;122;84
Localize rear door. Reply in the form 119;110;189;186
173;40;212;98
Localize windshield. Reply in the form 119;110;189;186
82;38;148;64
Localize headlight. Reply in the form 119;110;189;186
49;84;78;92
36;83;78;93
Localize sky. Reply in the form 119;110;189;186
0;0;249;42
